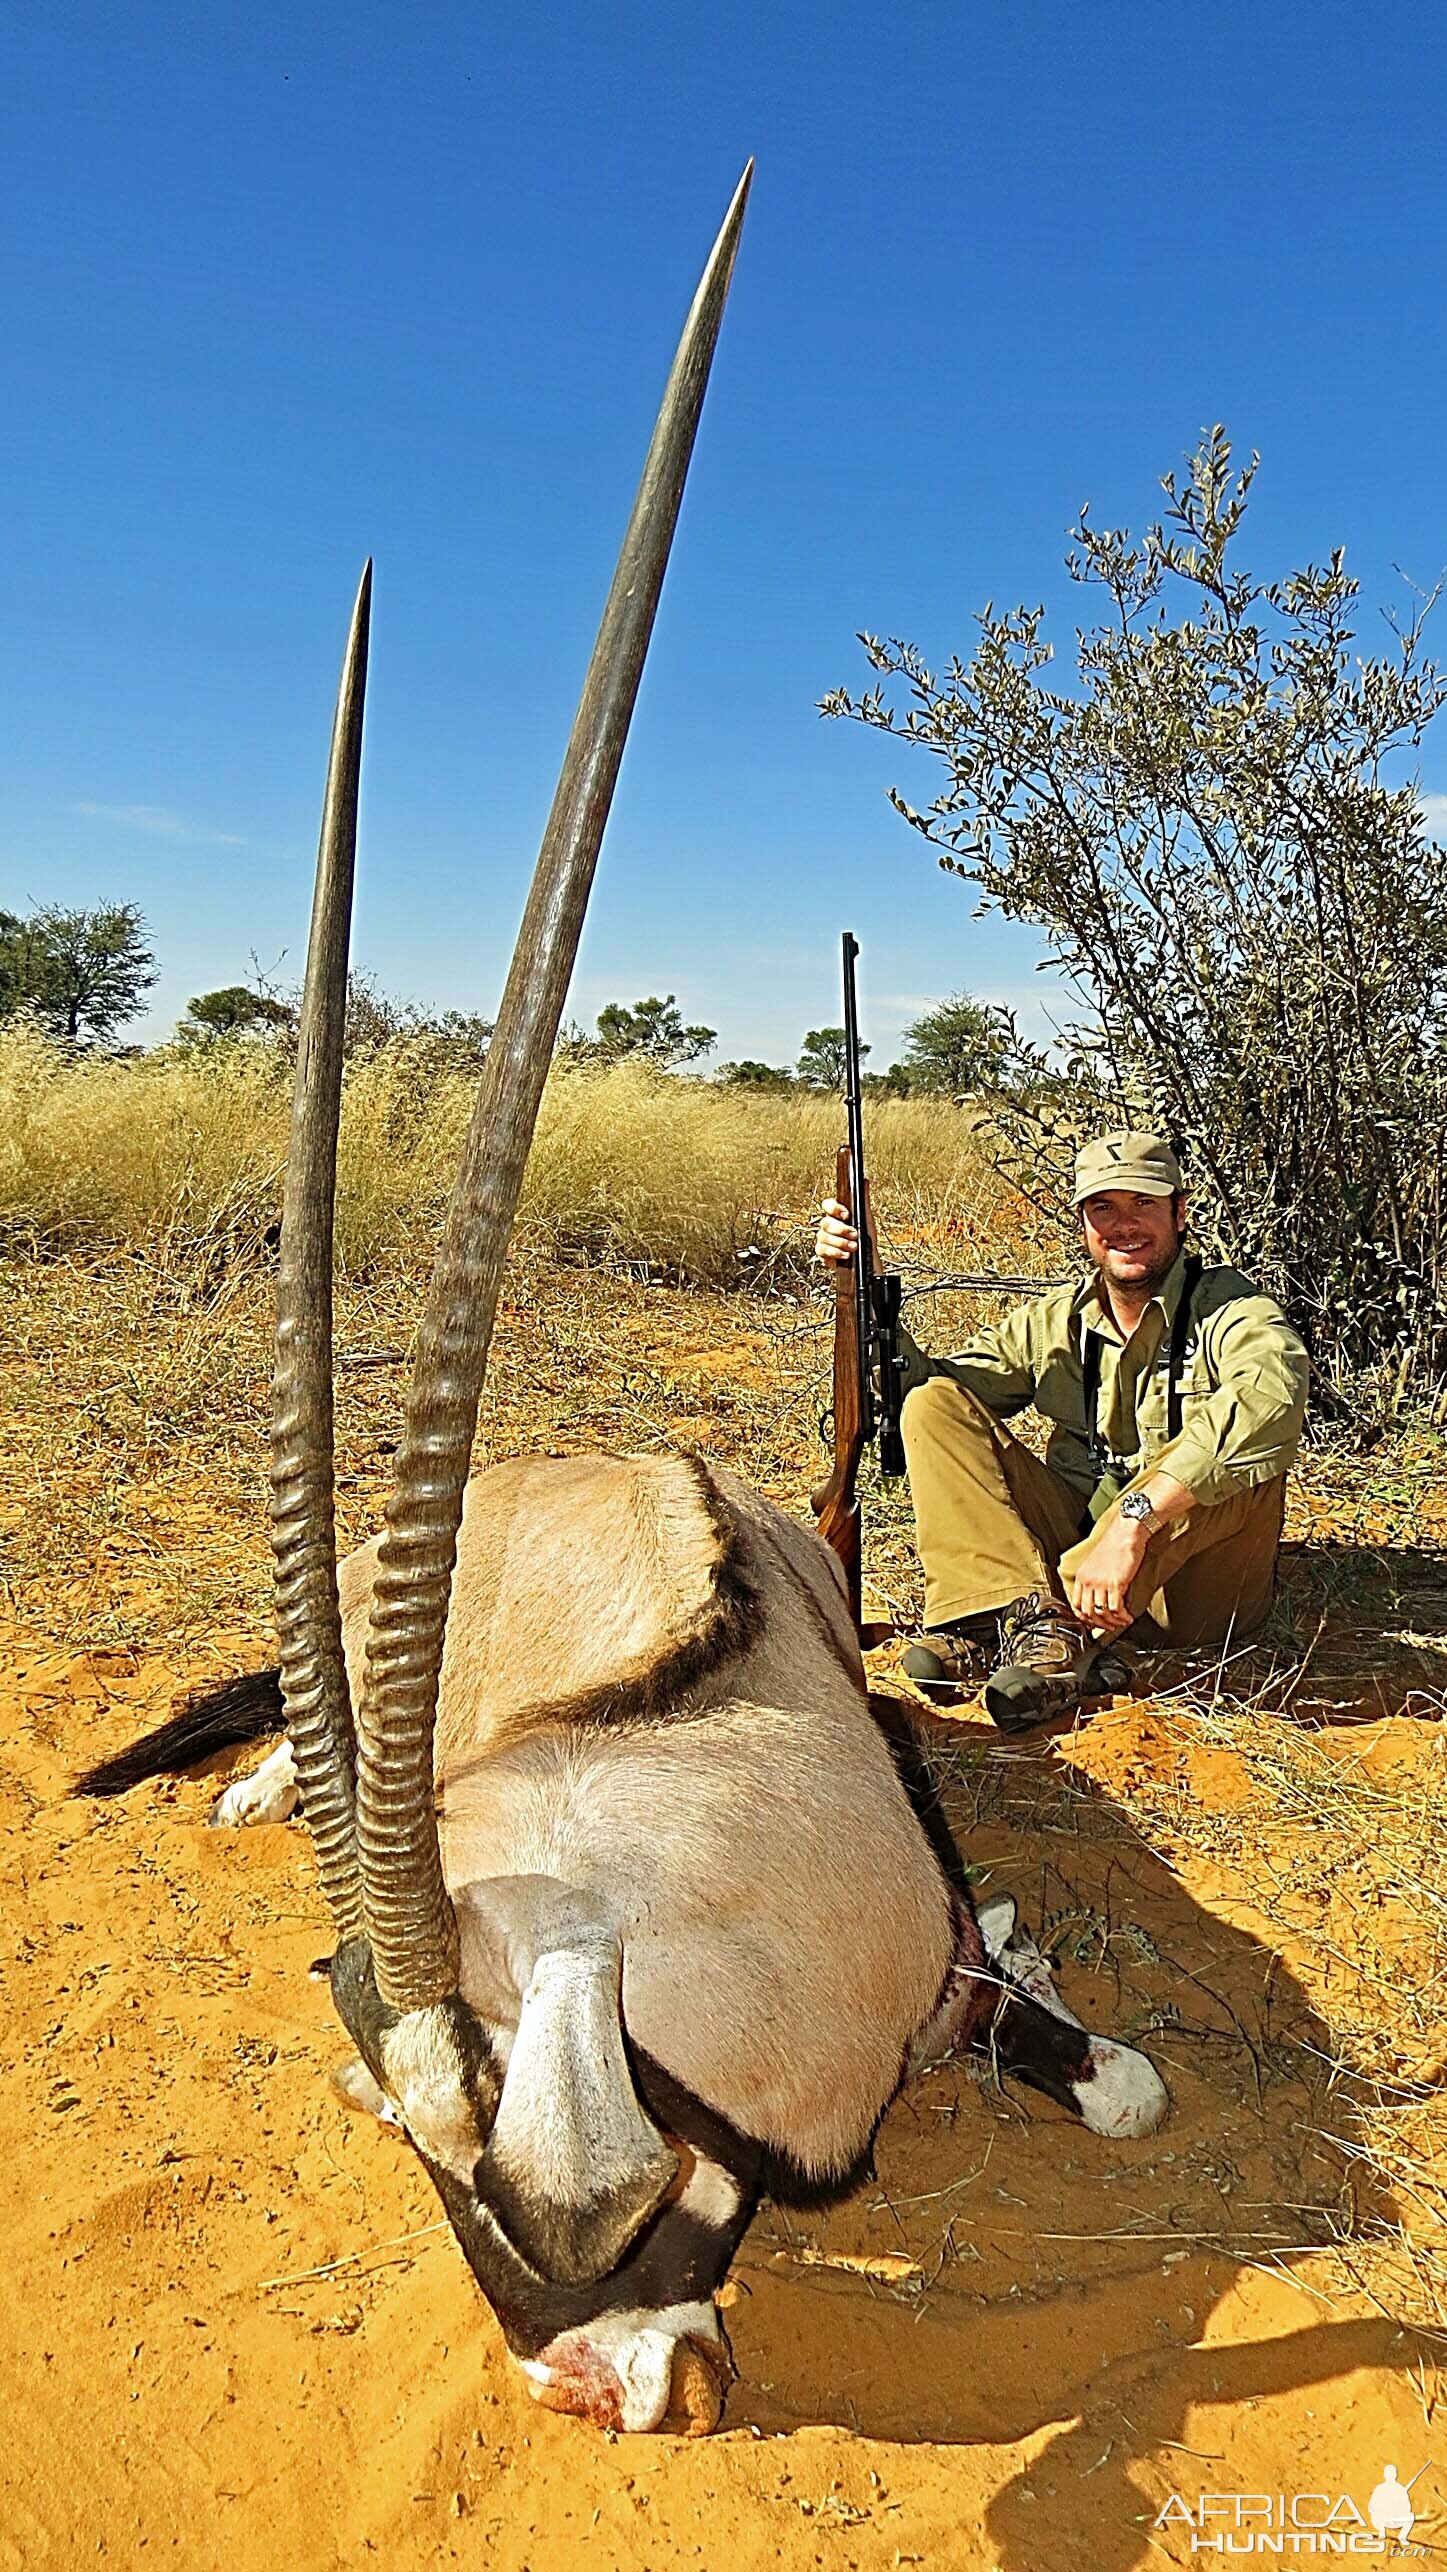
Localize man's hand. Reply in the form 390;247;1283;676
815;1196;859;1267
1067;1512;1151;1636
1067;1472;1194;1634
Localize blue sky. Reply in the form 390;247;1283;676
4;2;1447;1066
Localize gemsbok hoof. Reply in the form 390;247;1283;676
978;1894;1169;2138
1074;2035;1170;2140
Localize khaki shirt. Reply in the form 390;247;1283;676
900;1250;1309;1508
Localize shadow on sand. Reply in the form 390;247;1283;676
1210;1540;1447;1728
721;1690;1429;2571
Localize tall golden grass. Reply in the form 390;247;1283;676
0;1024;1046;1285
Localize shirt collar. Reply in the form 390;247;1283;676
1073;1247;1190;1344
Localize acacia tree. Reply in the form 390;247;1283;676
179;984;295;1042
340;971;492;1067
796;1026;869;1091
890;992;1014;1097
0;902;156;1042
823;429;1447;1406
591;995;716;1067
716;1057;794;1090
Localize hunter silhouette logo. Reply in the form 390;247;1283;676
1367;2467;1421;2544
1154;2460;1430;2554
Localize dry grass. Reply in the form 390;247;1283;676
1155;1686;1447;2334
0;1024;1048;1288
3;1095;1445;2345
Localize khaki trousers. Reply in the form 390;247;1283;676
900;1376;1285;1647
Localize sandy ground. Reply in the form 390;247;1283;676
4;1256;1445;2566
6;1638;1441;2571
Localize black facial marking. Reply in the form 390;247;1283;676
327;1944;758;2353
477;2130;678;2290
422;2145;758;2363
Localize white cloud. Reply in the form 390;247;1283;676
1420;794;1447;843
73;801;247;848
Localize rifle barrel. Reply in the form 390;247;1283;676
840;932;874;1441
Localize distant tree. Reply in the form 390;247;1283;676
716;1057;795;1091
424;1008;495;1061
342;971;492;1066
0;911;29;1020
343;970;411;1060
892;991;1014;1097
0;901;156;1042
796;1026;869;1091
592;994;716;1067
179;984;296;1043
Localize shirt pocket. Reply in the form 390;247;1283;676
1140;1346;1209;1449
1162;1352;1216;1441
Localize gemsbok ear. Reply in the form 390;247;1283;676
478;1938;679;2284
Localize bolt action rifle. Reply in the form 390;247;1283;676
810;933;907;1632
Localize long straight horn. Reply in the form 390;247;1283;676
271;562;372;1944
354;167;753;2011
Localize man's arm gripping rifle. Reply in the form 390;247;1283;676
810;933;906;1632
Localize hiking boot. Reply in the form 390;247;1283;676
901;1612;998;1693
983;1593;1132;1735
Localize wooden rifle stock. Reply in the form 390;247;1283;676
810;1140;867;1627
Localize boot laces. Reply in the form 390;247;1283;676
1002;1592;1089;1675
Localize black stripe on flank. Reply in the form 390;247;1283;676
456;1454;767;1751
748;1506;861;1686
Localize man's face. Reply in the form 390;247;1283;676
1079;1189;1186;1297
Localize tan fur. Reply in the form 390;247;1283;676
336;1455;953;2178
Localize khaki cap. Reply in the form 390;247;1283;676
1072;1129;1182;1206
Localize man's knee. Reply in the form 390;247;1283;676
1150;1482;1284;1644
901;1374;998;1460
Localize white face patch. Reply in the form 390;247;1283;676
523;2299;722;2435
676;2157;742;2230
379;2005;486;2183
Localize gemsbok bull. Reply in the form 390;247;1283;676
77;167;1167;2435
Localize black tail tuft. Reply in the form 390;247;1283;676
74;1668;285;1798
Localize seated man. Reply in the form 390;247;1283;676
815;1130;1309;1731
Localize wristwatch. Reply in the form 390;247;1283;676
1119;1490;1160;1532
